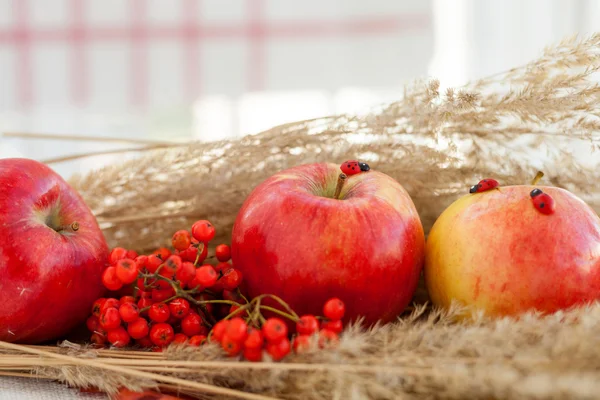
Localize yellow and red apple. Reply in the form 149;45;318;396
425;177;600;318
231;162;425;326
0;158;109;343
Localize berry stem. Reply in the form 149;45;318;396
193;242;205;267
531;171;544;185
258;305;299;322
333;173;347;200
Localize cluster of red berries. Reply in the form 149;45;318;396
87;220;345;361
211;297;345;362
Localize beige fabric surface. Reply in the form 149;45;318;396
0;377;108;399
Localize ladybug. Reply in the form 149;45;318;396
340;160;370;176
469;178;500;194
530;188;555;215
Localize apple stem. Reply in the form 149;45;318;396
334;173;347;200
56;221;79;232
531;171;544;185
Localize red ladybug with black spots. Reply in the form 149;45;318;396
530;188;555;215
469;178;499;194
340;160;370;176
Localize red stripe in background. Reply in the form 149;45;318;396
182;0;200;102
246;0;266;92
0;16;430;43
130;0;148;107
70;0;86;105
14;0;32;109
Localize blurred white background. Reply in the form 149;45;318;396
0;0;599;178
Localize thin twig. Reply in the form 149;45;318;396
2;132;181;146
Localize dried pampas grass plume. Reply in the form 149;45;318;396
69;33;600;256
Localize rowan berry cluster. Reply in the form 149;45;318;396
86;220;345;361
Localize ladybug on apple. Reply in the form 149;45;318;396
425;171;600;318
0;158;109;343
231;160;426;327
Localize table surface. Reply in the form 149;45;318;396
0;377;108;400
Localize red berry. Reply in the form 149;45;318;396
145;255;163;273
91;298;106;317
149;323;175;347
152;247;171;260
211;320;229;343
168;299;190;319
179;240;208;264
215;262;231;273
191;220;216;242
188;335;207;346
172;230;192;251
220;269;243;291
297;315;319;335
243;347;263;362
293;335;312;353
181;313;204;337
173;333;189;344
215;244;231;262
318;329;339;348
127;318;150;340
86;315;100;333
151;288;175;303
161;255;182;278
100;298;120;312
244;328;263;349
262;318;288;343
148;303;171;323
134;255;148;270
90;332;106;346
323;298;345;320
101;266;123;291
136;336;153;348
109;247;128;264
195;265;218;288
155;279;171;290
137;298;153;315
115;258;138;284
99;307;121;330
120;296;136;304
266;338;291;361
221;335;242;356
119;302;140;323
225;317;248;342
321;319;343;334
126;249;138;259
176;262;196;285
107;327;130;348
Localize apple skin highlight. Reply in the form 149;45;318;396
425;185;600;318
231;162;425;327
0;158;109;343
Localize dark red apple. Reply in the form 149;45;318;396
231;162;425;327
0;158;109;343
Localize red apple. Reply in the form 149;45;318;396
0;158;109;343
231;162;425;327
425;178;600;318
